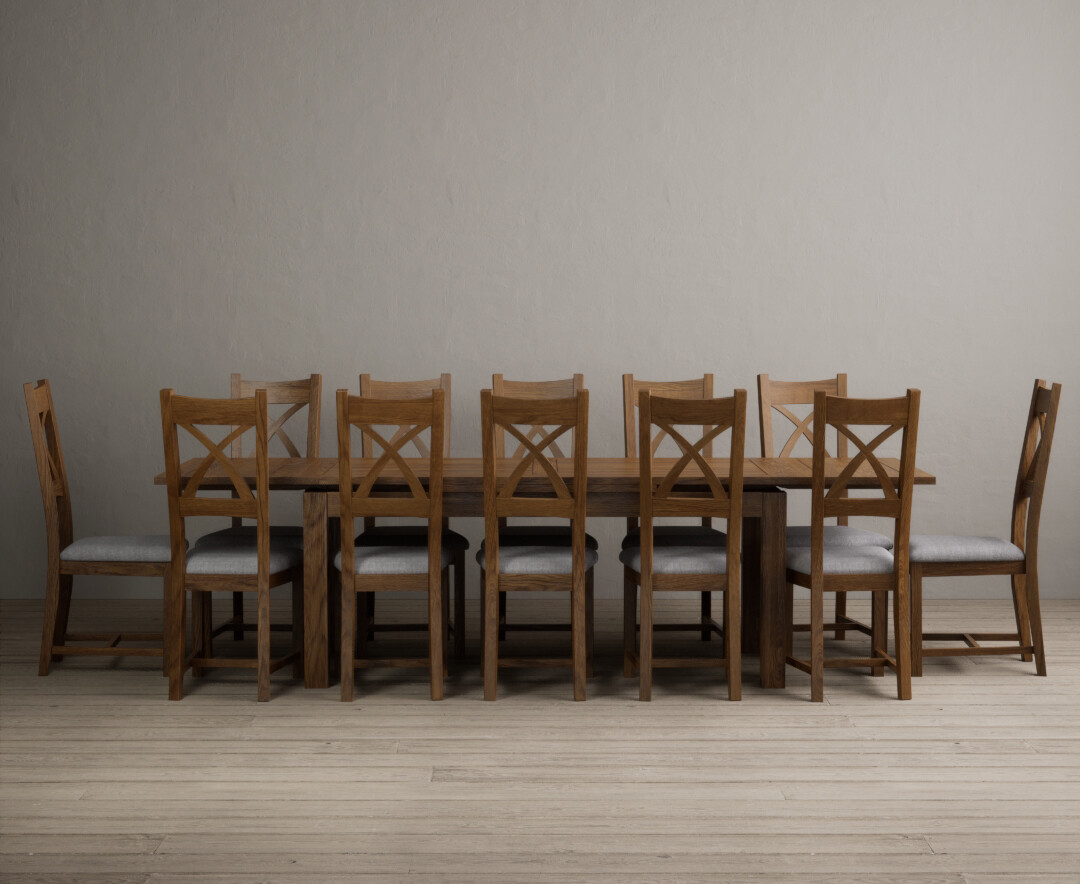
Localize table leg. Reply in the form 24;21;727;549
759;489;788;689
303;491;329;689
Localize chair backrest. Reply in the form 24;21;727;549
336;390;445;565
23;379;74;554
480;390;589;565
637;390;746;565
623;374;714;458
758;373;848;458
358;374;452;457
491;374;584;458
808;390;921;571
1011;379;1062;558
229;374;321;458
160;389;271;572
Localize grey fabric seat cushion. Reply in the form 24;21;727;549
476;545;599;575
60;535;175;563
196;525;304;549
621;525;726;550
186;542;304;575
786;546;895;575
786;525;893;549
334;545;452;575
910;535;1025;564
497;525;599;550
619;546;728;575
354;525;470;550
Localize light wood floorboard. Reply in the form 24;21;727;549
2;597;1079;882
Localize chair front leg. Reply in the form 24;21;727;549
453;551;466;660
700;591;712;642
483;570;498;701
833;592;848;641
586;569;595;678
870;591;887;677
622;567;637;678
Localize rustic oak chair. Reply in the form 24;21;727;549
354;374;467;660
620;390;746;701
25;379;172;675
785;389;921;702
490;374;597;645
622;374;726;654
759;373;892;641
479;389;594;701
335;389;451;701
196;374;321;642
910;380;1061;676
160;389;305;701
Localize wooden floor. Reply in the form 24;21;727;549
2;596;1079;883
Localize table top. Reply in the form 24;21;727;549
155;456;935;490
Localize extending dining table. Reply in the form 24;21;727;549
156;455;934;691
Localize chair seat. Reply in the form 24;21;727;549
496;525;599;550
196;525;304;549
334;545;453;575
786;546;895;575
785;525;893;549
621;525;726;550
186;541;304;575
477;545;599;575
60;535;174;564
910;535;1025;564
619;545;728;575
354;525;470;551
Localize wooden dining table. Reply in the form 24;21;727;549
156;455;934;691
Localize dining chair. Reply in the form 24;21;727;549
24;379;172;675
490;374;597;647
785;389;921;702
759;373;892;641
910;379;1061;677
196;374;321;643
620;390;746;701
160;389;305;701
479;389;594;701
622;374;726;655
336;388;450;701
353;374;467;659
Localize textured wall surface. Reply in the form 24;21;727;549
2;1;1078;599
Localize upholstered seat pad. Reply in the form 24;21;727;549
619;546;728;575
476;545;599;575
910;535;1024;564
621;525;726;550
354;525;470;550
196;525;304;549
786;525;893;549
186;543;303;575
60;535;174;563
497;525;599;550
334;545;452;575
786;546;895;575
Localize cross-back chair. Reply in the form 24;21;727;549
490;374;596;645
620;390;746;701
479;389;594;701
355;374;467;660
785;389;921;702
759;374;893;641
910;380;1061;676
160;389;305;701
336;389;450;701
196;374;321;643
25;379;171;675
622;374;726;648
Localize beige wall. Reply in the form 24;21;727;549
3;1;1078;600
